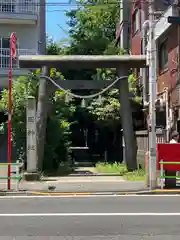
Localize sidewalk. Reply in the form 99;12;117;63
2;174;180;195
17;176;146;193
0;165;146;193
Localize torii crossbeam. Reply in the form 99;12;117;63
19;55;146;69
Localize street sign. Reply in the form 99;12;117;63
167;16;180;24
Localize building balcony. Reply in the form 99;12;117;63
0;0;39;24
154;5;177;41
0;48;37;77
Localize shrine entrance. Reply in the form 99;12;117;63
19;55;146;178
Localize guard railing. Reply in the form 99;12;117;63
0;160;23;190
159;161;180;189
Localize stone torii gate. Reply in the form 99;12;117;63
19;55;146;179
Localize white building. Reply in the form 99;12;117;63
0;0;45;88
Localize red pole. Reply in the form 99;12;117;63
8;33;16;190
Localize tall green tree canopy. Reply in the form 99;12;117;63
66;0;120;55
63;0;139;124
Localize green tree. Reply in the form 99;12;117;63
0;75;38;160
66;0;119;55
65;0;121;121
0;67;75;172
65;0;139;170
43;90;75;172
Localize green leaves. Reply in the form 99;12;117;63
63;0;141;124
0;75;38;159
0;67;75;168
66;0;119;55
64;0;121;123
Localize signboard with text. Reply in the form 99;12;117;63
26;97;37;172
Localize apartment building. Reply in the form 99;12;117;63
130;0;174;100
116;1;180;128
0;0;45;88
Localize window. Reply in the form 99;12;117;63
159;39;168;72
2;38;10;49
132;9;139;34
20;0;34;13
0;0;15;13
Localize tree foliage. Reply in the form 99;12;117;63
65;0;119;123
66;0;120;55
43;90;75;172
65;0;139;124
0;75;38;160
0;68;75;172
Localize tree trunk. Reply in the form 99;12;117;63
118;68;137;171
36;66;49;171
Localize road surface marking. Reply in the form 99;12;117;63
0;213;180;217
0;194;179;199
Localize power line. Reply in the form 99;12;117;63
4;0;171;6
1;2;123;5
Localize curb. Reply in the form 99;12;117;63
0;191;28;196
27;190;146;196
28;189;180;196
1;189;180;196
136;189;180;195
28;191;134;196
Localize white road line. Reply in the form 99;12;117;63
0;213;179;217
0;194;179;199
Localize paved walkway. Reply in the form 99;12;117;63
18;176;145;193
0;175;146;192
0;165;146;193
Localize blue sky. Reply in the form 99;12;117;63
46;0;75;43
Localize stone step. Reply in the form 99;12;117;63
74;161;94;167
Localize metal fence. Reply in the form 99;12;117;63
0;48;37;68
0;0;38;14
0;161;23;190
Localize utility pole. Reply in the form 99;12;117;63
148;0;157;189
36;0;48;171
38;0;46;54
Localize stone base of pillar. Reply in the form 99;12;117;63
23;172;40;181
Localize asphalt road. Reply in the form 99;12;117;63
0;195;180;239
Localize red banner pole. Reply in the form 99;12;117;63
8;33;16;190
